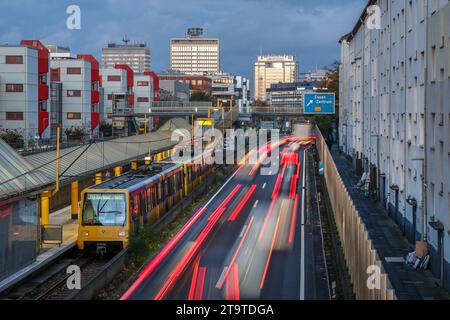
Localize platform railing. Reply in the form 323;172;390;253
41;225;63;246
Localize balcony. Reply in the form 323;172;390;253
91;91;100;104
38;84;49;101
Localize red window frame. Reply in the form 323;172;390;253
5;112;24;121
137;97;149;102
67;112;81;120
50;68;60;81
107;75;121;82
5;84;24;92
5;56;23;64
67;67;81;75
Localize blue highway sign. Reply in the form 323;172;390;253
303;93;335;114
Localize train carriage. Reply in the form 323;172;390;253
77;149;215;253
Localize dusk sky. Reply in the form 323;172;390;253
1;0;367;81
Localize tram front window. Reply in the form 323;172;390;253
82;193;126;226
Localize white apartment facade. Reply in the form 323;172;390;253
253;55;298;102
170;37;220;75
339;0;450;290
133;74;154;114
235;76;251;114
50;59;92;137
0;40;50;148
101;68;129;120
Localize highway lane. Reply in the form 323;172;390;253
122;137;329;300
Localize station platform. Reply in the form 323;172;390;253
0;206;78;295
330;145;449;300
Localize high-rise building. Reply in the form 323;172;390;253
170;28;220;75
102;40;151;73
253;55;298;102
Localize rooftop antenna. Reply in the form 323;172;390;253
122;36;130;46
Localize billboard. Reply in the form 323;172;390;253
303;93;335;114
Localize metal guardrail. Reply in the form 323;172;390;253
41;225;63;246
315;126;396;300
253;107;305;114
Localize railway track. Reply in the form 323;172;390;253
2;249;126;300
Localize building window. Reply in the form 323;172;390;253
5;112;24;120
107;94;113;100
51;68;60;82
5;56;23;64
137;97;149;102
137;81;149;86
5;84;24;92
39;101;47;111
107;75;121;81
67;112;81;120
67;67;81;75
67;90;81;97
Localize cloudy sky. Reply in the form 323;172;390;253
1;0;367;80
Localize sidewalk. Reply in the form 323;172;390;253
0;206;78;294
331;145;449;300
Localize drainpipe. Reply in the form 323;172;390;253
423;0;429;242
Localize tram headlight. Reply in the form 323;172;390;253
84;231;89;237
118;231;127;237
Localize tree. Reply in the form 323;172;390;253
190;91;212;102
99;122;112;137
314;60;340;141
0;129;24;149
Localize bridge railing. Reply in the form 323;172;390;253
315;126;396;300
253;106;304;114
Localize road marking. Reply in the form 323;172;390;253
216;267;228;289
300;148;306;300
253;200;259;208
239;224;248;238
204;166;241;208
262;183;266;189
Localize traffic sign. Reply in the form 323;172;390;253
195;118;214;127
319;161;324;176
303;93;335;114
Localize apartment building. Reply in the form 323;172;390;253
158;70;213;95
101;66;132;120
339;0;450;290
0;40;50;148
235;76;251;114
210;72;236;102
50;58;92;137
133;74;154;114
253;55;298;101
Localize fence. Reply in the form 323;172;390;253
315;127;396;300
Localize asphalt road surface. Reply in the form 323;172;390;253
121;137;330;300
